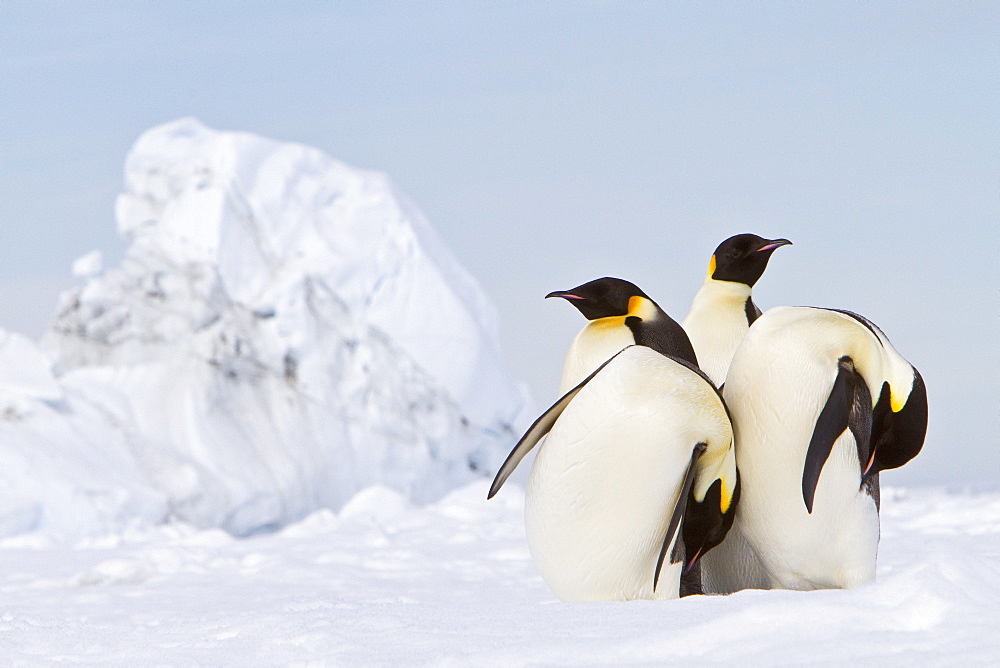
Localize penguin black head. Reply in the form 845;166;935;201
682;476;741;572
547;277;699;367
710;234;792;287
868;366;928;474
545;277;650;321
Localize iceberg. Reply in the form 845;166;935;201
0;118;528;538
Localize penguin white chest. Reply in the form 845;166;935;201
558;319;635;394
525;348;731;601
721;310;887;590
733;411;880;590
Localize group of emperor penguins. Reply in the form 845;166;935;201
487;233;928;601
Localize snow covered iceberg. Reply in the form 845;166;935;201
0;118;528;537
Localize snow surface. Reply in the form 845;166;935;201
1;118;529;539
0;482;997;664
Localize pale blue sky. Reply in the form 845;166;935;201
2;1;997;486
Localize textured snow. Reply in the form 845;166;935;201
0;483;997;664
1;119;529;539
0;331;62;404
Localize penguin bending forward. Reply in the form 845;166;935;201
547;277;697;394
702;306;927;593
681;234;791;387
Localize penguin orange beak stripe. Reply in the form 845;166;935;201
756;239;792;253
685;548;703;573
545;291;585;300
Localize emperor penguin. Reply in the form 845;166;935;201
488;344;738;601
547;277;697;394
703;306;927;593
681;234;791;387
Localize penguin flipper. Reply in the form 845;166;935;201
802;357;857;513
487;347;633;500
654;442;706;592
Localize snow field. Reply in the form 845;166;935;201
0;484;997;664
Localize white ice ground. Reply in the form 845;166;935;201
0;483;998;664
1;120;997;663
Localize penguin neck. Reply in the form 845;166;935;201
687;278;753;316
681;279;755;387
843;318;916;412
627;311;699;367
558;319;636;394
778;307;916;411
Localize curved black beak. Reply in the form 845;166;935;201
756;238;792;253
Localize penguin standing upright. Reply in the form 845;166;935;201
681;234;791;387
488;344;738;601
546;277;697;394
708;306;927;591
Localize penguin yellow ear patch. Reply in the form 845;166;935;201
708;255;717;279
626;296;658;320
720;478;734;514
890;388;907;413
